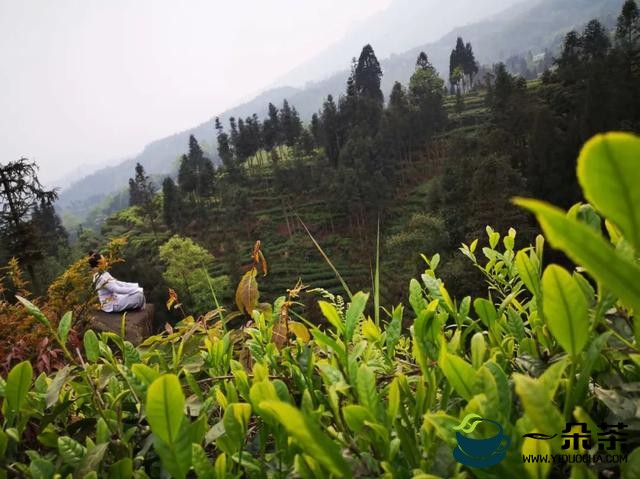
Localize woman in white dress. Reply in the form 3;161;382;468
88;252;146;313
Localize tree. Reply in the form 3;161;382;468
449;37;477;93
129;162;156;207
354;44;384;105
320;95;341;166
128;163;159;238
582;19;610;60
616;0;640;72
159;235;230;315
178;135;215;197
279;100;302;148
263;103;281;153
0;158;59;290
409;52;446;143
161;177;180;230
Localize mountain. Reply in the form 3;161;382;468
271;0;524;89
58;0;625;222
57;86;300;215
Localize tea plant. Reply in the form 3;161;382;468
1;132;639;478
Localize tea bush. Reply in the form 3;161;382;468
1;132;639;478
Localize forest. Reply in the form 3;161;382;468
1;1;640;477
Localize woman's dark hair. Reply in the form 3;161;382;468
88;251;103;269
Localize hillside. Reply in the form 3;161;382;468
57;0;624;223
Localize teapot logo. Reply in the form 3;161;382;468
452;413;510;468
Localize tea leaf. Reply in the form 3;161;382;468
131;363;159;385
439;351;477;401
515;198;640;313
522;436;551;479
356;365;378;416
235;268;259;315
108;458;133;479
345;292;369;342
259;400;351;478
318;301;344;333
192;443;215;479
542;265;589;356
57;311;73;344
577;132;640;253
6;360;32;413
222;403;252;446
77;443;108;478
146;374;185;445
343;404;376;433
15;295;51;329
83;330;100;362
46;365;72;408
58;436;86;466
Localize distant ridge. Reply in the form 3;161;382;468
58;0;623;221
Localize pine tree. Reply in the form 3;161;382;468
616;0;640;67
162;177;180;230
263;103;280;153
354;45;383;105
129;163;156;207
582;20;611;60
464;42;479;87
0;158;59;290
279;100;302;148
320;95;341;166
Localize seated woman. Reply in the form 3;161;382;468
88;251;146;313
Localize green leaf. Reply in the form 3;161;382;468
412;301;440;372
439;351;477;401
577;132;640;253
318;301;343;333
153;423;192;479
58;436;86;466
108;458;133;479
46;365;72;408
192;444;215;479
146;374;185;445
522;436;551;479
214;453;227;479
83;330;100;362
222;402;251;446
29;458;55;479
131;363;159;385
541;265;589;356
515;198;640;313
387;377;400;423
408;278;427;316
515;250;541;297
5;360;32;413
473;298;497;328
77;443;108;478
623;448;640;479
356;365;378;417
259;400;351;478
345;292;369;342
0;429;7;458
513;374;564;451
342;405;376;434
57;311;73;344
15;295;51;329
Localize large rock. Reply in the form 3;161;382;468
89;305;154;345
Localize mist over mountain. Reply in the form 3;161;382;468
271;0;523;88
58;0;624;222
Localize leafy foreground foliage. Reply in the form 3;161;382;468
2;132;640;478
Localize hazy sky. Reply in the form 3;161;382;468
0;0;392;184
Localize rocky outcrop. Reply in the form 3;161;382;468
89;305;154;345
